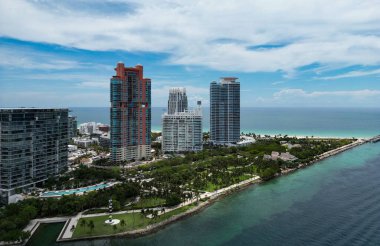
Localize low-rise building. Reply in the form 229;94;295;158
99;133;110;148
73;137;98;148
237;135;256;146
268;151;298;162
282;143;302;149
279;152;298;161
79;122;96;135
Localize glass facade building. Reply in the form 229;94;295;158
68;115;77;139
0;108;68;204
210;77;240;144
110;62;151;162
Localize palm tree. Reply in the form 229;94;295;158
88;220;95;233
113;225;118;233
153;210;159;221
132;211;136;229
120;219;126;227
80;219;86;229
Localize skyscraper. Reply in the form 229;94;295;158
210;77;240;144
110;62;151;162
68;115;77;139
0;108;68;204
168;87;188;114
162;88;202;153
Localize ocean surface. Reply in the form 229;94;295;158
70;107;380;138
54;141;380;246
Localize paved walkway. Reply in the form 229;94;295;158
60;213;82;239
23;216;71;235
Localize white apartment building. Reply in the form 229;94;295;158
162;88;203;153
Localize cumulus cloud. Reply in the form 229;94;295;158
1;0;380;73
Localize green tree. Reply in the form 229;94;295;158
19;231;30;242
80;219;86;229
88;220;95;233
120;219;126;227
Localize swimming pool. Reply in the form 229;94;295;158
40;182;116;198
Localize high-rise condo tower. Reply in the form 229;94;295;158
162;88;202;153
210;77;240;144
110;62;151;162
0;108;68;204
167;87;188;114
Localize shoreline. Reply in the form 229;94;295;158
57;176;262;243
53;137;376;243
152;130;372;140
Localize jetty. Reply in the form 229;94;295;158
370;135;380;143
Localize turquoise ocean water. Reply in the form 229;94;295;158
70;107;380;138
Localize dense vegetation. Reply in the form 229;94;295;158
44;165;120;190
0;137;353;242
0;182;139;242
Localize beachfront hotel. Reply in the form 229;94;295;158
0;108;69;204
110;62;152;162
162;88;202;153
210;77;240;144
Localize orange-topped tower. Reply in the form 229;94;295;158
110;62;151;162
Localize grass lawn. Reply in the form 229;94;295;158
72;204;196;238
131;197;166;209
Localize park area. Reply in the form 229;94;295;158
72;204;196;238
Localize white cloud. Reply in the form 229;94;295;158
321;69;380;80
0;91;108;107
0;46;81;70
253;88;380;107
1;0;380;73
273;88;380;98
77;81;109;88
272;81;285;85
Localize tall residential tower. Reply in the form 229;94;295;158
0;108;68;204
167;88;188;114
210;77;240;144
110;62;151;162
162;87;202;153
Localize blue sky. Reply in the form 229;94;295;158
1;0;380;108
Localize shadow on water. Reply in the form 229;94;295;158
26;223;65;246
